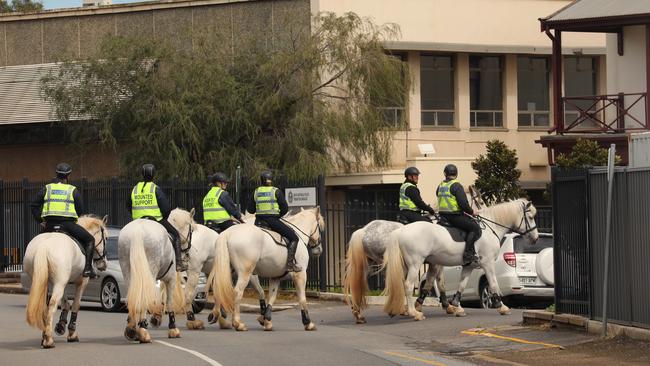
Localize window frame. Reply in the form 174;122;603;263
517;55;551;129
419;53;456;128
469;54;504;128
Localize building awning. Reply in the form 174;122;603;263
540;0;650;32
0;63;60;125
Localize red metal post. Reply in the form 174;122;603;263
547;29;564;134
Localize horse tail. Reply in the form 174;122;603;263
126;225;160;323
381;230;406;316
26;245;49;330
210;230;235;313
171;272;186;314
343;229;369;311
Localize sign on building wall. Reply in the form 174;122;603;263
285;187;317;207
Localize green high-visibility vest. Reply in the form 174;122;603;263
131;182;162;220
255;186;280;215
41;183;78;219
399;182;419;211
437;179;461;213
203;187;230;223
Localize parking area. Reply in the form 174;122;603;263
4;293;644;366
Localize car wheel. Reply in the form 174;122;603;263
192;301;205;314
100;278;121;312
479;279;493;309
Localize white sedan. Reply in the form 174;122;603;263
441;232;554;308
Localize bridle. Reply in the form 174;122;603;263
474;202;537;239
180;223;194;254
92;227;107;263
281;217;323;250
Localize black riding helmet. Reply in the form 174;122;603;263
212;172;231;184
444;164;458;177
142;164;156;181
56;162;72;179
404;166;420;177
260;170;273;185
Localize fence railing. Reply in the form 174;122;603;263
560;93;648;134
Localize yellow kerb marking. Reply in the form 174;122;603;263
461;330;564;349
383;351;448;366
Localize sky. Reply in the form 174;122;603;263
43;0;142;10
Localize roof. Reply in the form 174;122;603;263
541;0;650;31
0;63;62;125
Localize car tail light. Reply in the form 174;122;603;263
503;252;516;267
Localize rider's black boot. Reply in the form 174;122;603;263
82;240;97;278
286;240;302;272
462;232;479;266
173;237;187;272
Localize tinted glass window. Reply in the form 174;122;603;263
514;236;552;253
106;237;118;260
469;55;503;127
420;54;455;127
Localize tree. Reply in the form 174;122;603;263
555;138;620;168
0;0;43;13
41;12;409;180
471;140;523;205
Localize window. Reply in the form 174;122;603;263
564;56;598;127
517;56;550;127
470;55;503;127
377;53;408;127
420;54;454;127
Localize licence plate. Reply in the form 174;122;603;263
519;276;537;285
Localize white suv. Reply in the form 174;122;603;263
441;232;554;308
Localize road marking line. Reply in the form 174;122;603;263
383;351;448;366
155;340;223;366
469;353;528;366
461;330;564;349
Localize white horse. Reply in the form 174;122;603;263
209;207;324;331
343;186;487;323
118;208;194;343
24;215;108;348
166;210;267;331
382;199;539;320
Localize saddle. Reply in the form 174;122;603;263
255;221;289;247
435;216;483;243
46;225;86;255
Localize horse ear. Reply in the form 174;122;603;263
190;208;196;218
315;206;320;215
102;215;108;224
300;207;305;211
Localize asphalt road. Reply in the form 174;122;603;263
0;294;594;366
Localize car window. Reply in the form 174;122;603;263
106;237;118;260
513;236;553;254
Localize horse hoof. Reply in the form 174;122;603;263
414;313;426;321
150;315;162;328
55;322;66;336
264;320;273;331
233;322;247;331
355;317;367;324
257;315;265;326
415;302;422;312
455;309;467;317
124;326;137;341
207;312;217;324
446;305;456;315
218;317;232;330
186;320;204;330
304;322;317;331
67;336;79;343
137;328;151;343
42;341;55;349
168;328;182;338
498;305;511;315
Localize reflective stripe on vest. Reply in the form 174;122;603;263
399;182;419;211
41;183;78;219
437;179;461;213
255;186;279;215
203;187;230;223
131;182;162;220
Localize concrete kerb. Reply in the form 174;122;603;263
523;310;650;342
307;291;441;307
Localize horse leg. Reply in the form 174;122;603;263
259;279;279;331
450;266;474;317
66;279;89;342
207;286;231;330
165;277;181;338
432;265;453;315
292;271;316;331
251;275;268;326
42;283;65;348
484;263;510;315
404;265;425;321
415;268;436;312
231;269;252;332
184;271;204;330
55;297;70;336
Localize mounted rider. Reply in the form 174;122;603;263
247;170;301;272
436;164;481;266
30;163;97;278
203;172;244;233
399;167;436;223
127;163;186;272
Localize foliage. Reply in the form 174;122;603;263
471;140;523;205
0;0;43;13
555;138;621;168
41;12;409;180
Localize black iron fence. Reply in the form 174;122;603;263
552;166;650;328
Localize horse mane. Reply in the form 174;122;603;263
77;215;105;231
170;208;196;225
480;198;533;223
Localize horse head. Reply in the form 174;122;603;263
169;208;197;252
78;214;109;272
514;199;539;244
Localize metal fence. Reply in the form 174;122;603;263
552;166;650;328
